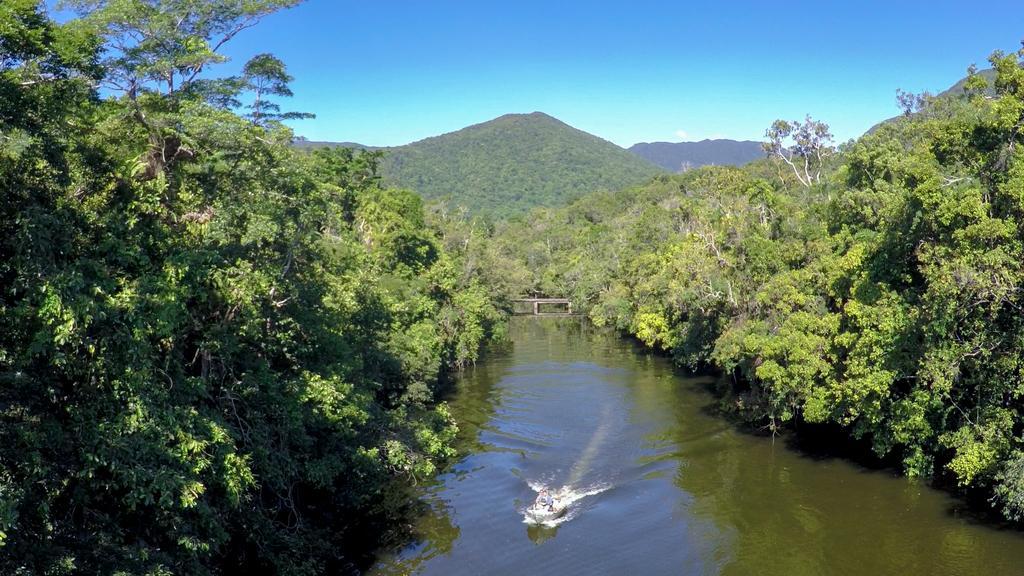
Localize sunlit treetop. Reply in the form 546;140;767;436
61;0;302;96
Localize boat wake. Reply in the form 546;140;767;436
521;402;616;527
522;481;610;527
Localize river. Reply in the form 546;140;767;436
369;319;1024;575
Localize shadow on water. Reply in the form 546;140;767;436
525;523;559;545
687;370;1024;536
366;493;461;576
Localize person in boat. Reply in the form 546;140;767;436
537;489;554;511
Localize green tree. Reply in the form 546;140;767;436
63;0;302;96
240;53;314;125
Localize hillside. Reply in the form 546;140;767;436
381;112;663;215
938;67;997;97
628;139;763;172
300;113;664;216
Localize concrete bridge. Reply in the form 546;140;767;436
512;298;574;316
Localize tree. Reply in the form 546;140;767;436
896;88;932;116
63;0;302;97
240;53;313;125
762;115;834;187
61;0;304;179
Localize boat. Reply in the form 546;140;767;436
525;491;568;523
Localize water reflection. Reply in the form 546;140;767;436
369;495;459;576
525;523;559;545
369;319;1024;576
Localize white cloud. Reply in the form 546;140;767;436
674;129;689;140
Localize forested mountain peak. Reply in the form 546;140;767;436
297;112;664;216
373;111;664;215
474;110;564;125
394;111;580;148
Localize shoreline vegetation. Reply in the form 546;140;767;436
3;1;1024;574
1;2;505;574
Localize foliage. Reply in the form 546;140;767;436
62;0;302;96
376;112;663;217
0;3;502;574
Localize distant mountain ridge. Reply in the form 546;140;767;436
299;112;664;216
292;139;377;150
628;139;764;172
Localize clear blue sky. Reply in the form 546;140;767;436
126;1;1024;146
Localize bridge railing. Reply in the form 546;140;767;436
511;298;574;316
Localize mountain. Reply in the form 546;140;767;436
628;139;764;172
381;112;664;215
292;138;377;150
299;112;664;216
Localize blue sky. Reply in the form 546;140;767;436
89;1;1024;146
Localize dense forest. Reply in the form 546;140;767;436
474;50;1024;524
5;1;1024;574
368;112;663;217
0;2;508;574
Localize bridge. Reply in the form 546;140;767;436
512;298;574;316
